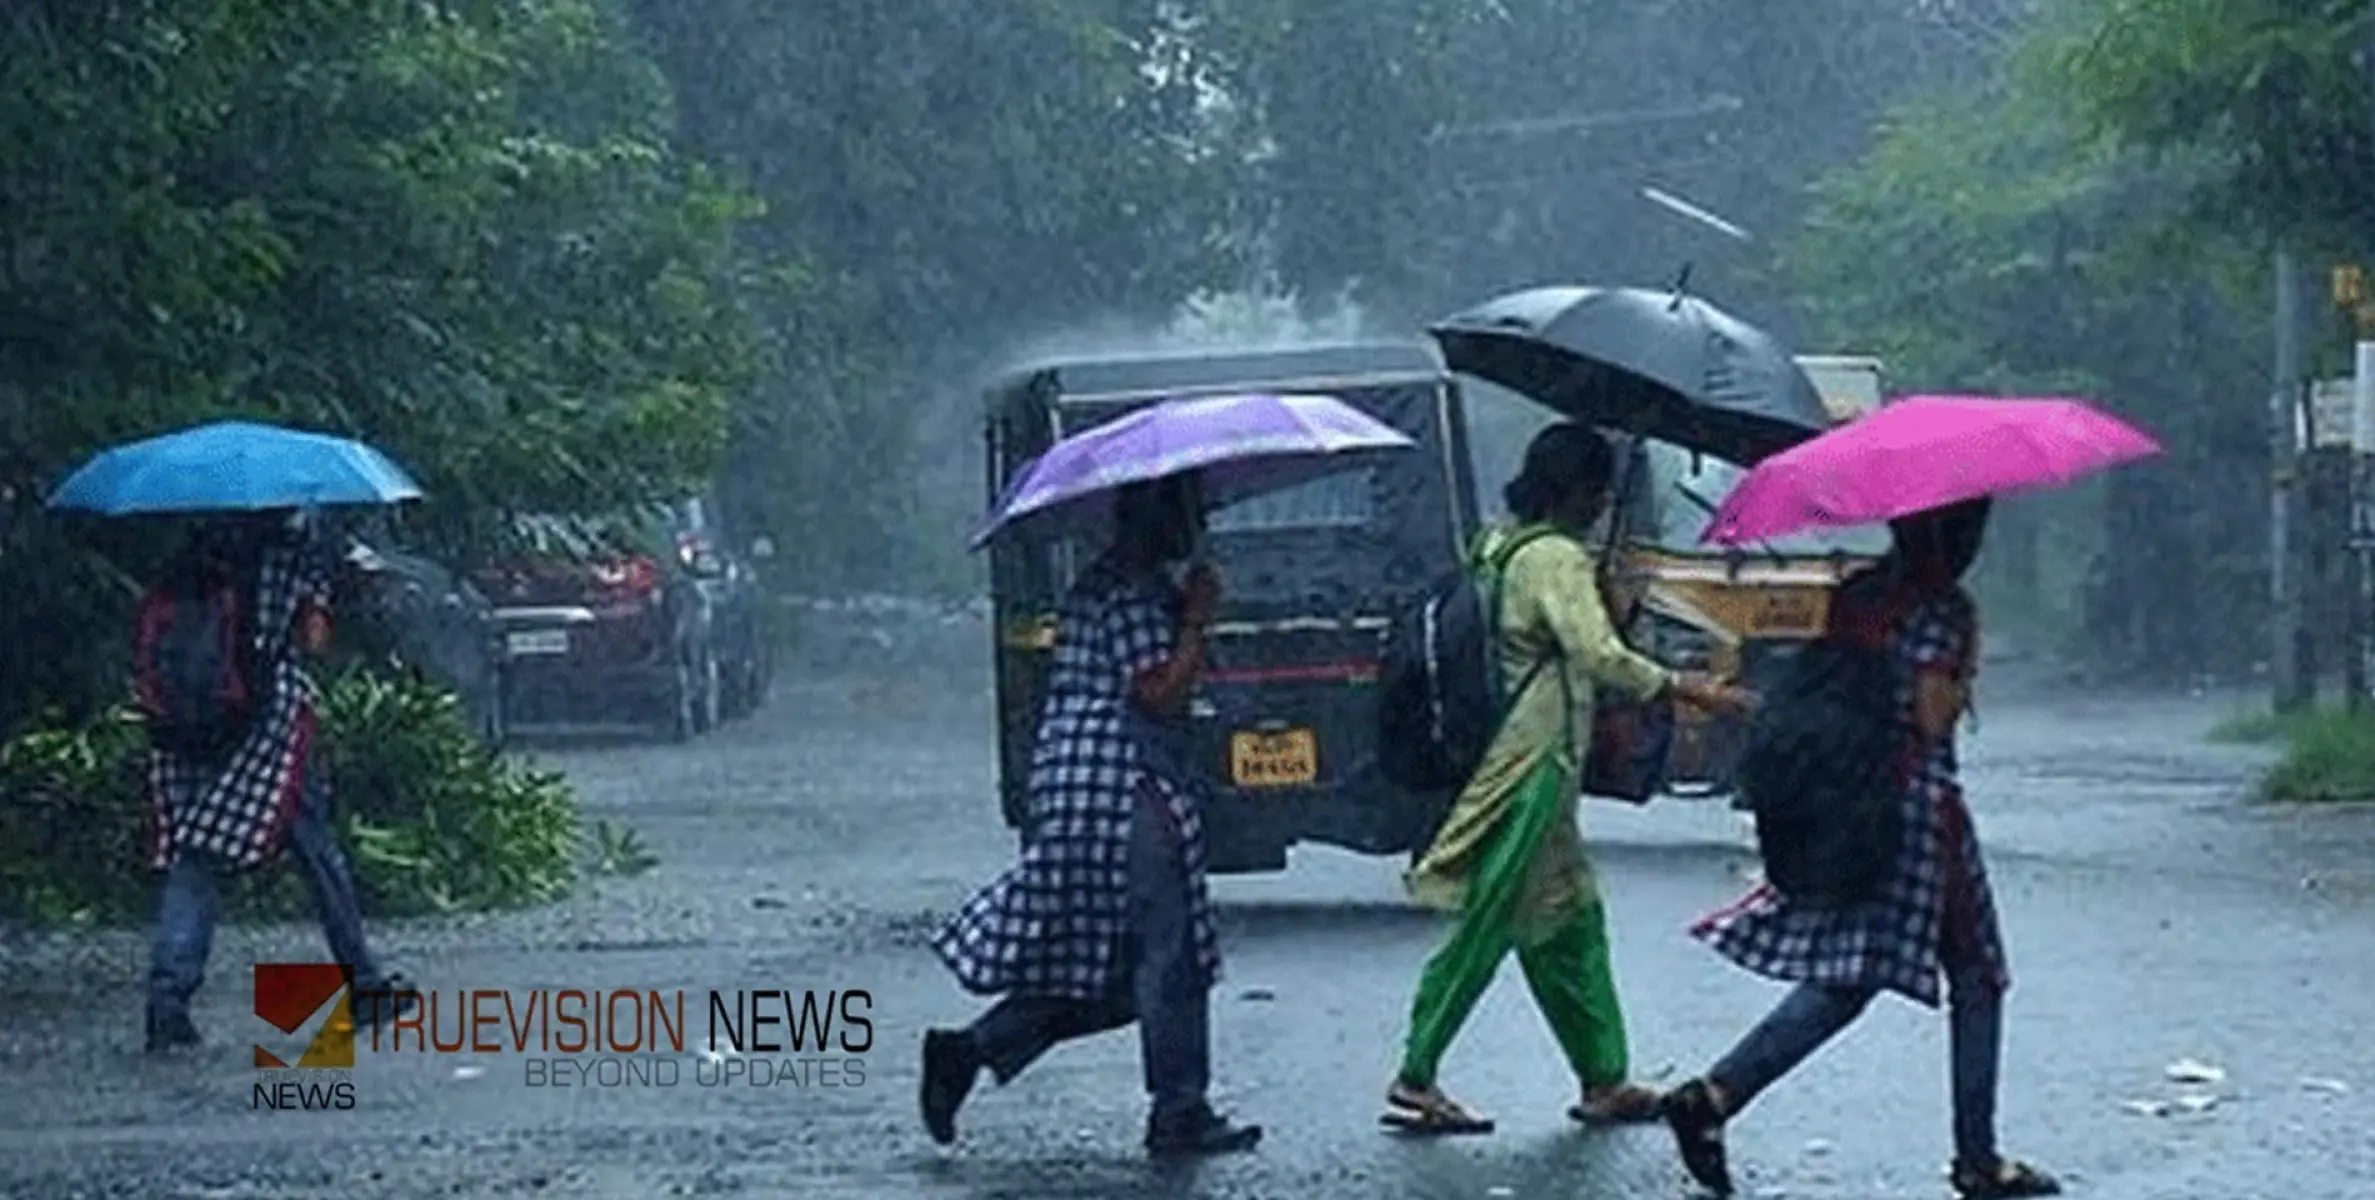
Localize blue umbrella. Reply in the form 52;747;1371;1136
45;420;425;515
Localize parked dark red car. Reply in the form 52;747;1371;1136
475;508;723;741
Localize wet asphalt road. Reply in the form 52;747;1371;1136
3;629;2373;1199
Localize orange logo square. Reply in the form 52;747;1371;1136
253;963;353;1069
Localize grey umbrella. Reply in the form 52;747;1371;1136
1429;284;1832;465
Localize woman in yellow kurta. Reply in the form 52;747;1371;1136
1384;423;1748;1134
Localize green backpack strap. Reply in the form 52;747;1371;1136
1476;524;1572;716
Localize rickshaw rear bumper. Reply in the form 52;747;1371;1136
1195;771;1449;874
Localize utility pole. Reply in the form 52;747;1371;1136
2352;19;2375;712
2353;308;2375;712
2273;248;2307;711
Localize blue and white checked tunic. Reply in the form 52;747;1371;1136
147;539;330;872
1692;583;2008;1008
932;556;1221;1001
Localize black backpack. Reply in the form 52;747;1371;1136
1377;528;1560;793
133;562;260;762
1732;589;1917;909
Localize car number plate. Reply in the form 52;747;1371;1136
1230;728;1317;788
506;629;570;656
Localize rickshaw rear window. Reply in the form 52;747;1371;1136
1640;440;1889;557
1208;469;1378;533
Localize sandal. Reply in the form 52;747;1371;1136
1568;1082;1663;1125
1951;1158;2063;1199
1379;1080;1496;1136
1659;1079;1733;1196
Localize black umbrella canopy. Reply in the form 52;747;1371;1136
1429;284;1833;465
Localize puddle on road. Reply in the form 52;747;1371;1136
564;937;713;954
1988;757;2252;789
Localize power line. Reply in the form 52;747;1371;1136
1425;95;1744;143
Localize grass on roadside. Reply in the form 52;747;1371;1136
2208;706;2293;744
2239;705;2375;803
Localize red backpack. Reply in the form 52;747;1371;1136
134;564;259;761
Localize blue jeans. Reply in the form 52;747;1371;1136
964;786;1210;1121
148;760;382;1021
1708;955;2003;1167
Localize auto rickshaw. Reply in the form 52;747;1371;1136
983;342;1481;873
1613;355;1891;794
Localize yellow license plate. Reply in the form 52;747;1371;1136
1230;728;1317;788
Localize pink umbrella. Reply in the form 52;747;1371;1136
1700;394;2161;546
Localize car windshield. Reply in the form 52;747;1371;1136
1206;469;1378;533
509;507;674;559
1037;381;1454;604
1636;439;1890;557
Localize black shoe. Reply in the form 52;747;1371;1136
1145;1104;1262;1158
1952;1158;2063;1199
1659;1079;1733;1196
349;972;418;1030
919;1028;980;1145
144;1011;202;1055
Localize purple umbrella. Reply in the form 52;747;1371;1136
969;392;1417;549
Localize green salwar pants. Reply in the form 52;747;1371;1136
1397;764;1629;1090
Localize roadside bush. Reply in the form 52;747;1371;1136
318;670;582;914
0;670;599;927
2208;706;2288;744
0;705;152;925
2257;708;2375;804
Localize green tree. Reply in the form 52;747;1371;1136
2056;0;2373;251
1419;0;2012;333
1217;0;1478;316
0;0;762;723
1776;61;2269;674
621;0;1260;586
3;0;751;521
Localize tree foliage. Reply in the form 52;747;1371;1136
1;0;753;522
0;0;761;725
1783;85;2123;398
8;0;2344;712
617;0;1272;586
1219;0;1480;313
641;0;1255;333
2056;0;2375;249
1775;8;2286;675
1408;0;2024;338
0;669;584;925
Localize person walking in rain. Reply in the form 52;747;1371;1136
1659;498;2062;1199
142;511;412;1052
922;472;1261;1157
1384;423;1748;1134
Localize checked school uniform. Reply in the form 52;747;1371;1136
1687;575;2014;1168
930;554;1221;1119
148;541;327;872
1691;582;2007;1005
147;535;392;1030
